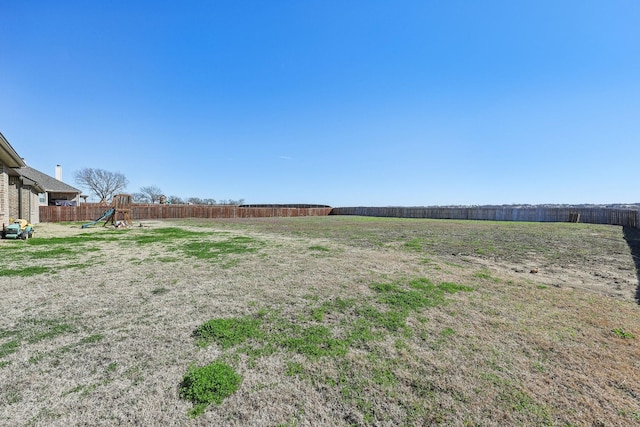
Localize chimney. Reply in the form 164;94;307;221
55;165;62;181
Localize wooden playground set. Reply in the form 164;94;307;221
81;194;133;229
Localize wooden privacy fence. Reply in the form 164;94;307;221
40;204;640;228
330;207;640;228
39;204;333;223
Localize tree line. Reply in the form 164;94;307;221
74;168;244;205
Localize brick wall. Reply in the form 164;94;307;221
0;162;6;225
7;175;19;220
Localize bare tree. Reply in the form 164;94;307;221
139;186;163;204
74;168;128;202
131;192;148;203
218;199;245;205
187;197;203;205
168;195;184;204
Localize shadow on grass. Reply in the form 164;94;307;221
622;226;640;304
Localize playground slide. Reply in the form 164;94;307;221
81;208;115;229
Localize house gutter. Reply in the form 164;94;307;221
20;176;45;193
0;132;26;167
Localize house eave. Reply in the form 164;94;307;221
0;132;26;168
20;176;45;193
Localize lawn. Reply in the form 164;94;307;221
1;217;639;426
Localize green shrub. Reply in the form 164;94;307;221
179;361;242;417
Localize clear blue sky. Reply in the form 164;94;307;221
1;1;638;206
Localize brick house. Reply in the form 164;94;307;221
0;132;45;225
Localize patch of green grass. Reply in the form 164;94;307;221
362;279;474;335
475;245;496;255
440;327;456;338
194;279;473;358
26;235;112;246
404;238;423;252
0;266;52;277
0;339;20;358
3;388;22;404
612;328;635;339
179;361;242;417
0;360;11;368
33;247;81;259
184;275;476;420
1;318;78;361
63;384;87;396
60;262;96;270
333;359;379;423
372;364;397;387
2;236;106;264
372;279;446;311
26;320;75;344
356;305;408;332
419;257;434;265
193;316;263;348
63;383;102;397
532;361;546;373
132;227;204;244
500;388;552;425
473;268;501;282
0;328;19;339
182;236;262;260
280;325;350;358
80;334;104;344
285;361;305;377
308;245;330;252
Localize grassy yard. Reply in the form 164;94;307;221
1;217;639;426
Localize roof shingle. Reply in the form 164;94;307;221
12;166;81;193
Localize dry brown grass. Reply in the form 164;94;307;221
1;217;639;426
